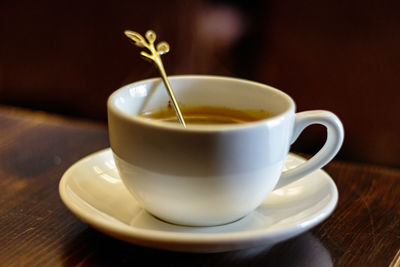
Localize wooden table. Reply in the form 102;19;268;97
1;106;399;266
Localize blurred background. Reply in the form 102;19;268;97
1;0;399;168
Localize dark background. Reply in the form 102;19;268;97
1;0;400;167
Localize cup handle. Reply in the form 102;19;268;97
275;110;344;189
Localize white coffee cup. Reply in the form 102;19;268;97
107;75;344;226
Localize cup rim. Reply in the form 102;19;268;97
107;75;296;132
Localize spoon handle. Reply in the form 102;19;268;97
124;30;186;128
156;60;186;127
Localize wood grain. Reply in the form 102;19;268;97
0;106;399;266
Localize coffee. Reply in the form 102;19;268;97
139;105;273;125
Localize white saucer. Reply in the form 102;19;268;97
59;148;338;253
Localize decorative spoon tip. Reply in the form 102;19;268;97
124;30;186;128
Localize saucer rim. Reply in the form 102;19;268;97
59;148;338;252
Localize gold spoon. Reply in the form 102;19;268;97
124;30;186;128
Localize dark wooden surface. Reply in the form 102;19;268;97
1;105;399;266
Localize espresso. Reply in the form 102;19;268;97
139;105;273;125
